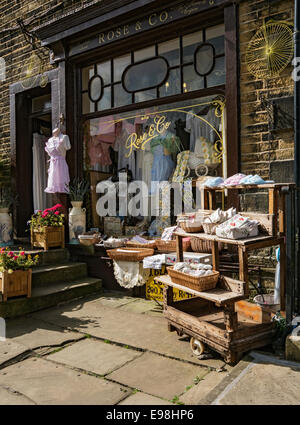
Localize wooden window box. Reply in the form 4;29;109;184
31;226;65;251
0;269;32;302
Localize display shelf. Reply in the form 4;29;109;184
155;275;245;305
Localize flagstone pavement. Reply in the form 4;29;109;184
1;291;300;405
0;291;229;405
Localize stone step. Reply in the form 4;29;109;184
0;277;102;319
10;248;70;266
32;262;88;287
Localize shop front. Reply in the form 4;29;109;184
26;0;239;235
7;0;296;363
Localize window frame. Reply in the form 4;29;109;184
80;25;226;115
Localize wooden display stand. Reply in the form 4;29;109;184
155;274;276;364
154;184;292;364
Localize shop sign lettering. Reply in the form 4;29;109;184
125;115;171;158
69;0;224;57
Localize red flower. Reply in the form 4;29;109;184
42;212;49;218
54;211;60;215
13;256;18;261
8;251;14;257
20;251;25;256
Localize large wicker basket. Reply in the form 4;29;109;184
126;240;157;249
190;237;224;253
167;266;219;291
156;238;191;253
107;247;154;261
190;237;212;253
179;221;203;233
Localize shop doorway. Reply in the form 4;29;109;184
15;85;53;237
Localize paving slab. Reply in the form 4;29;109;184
119;299;163;315
0;357;130;405
0;340;29;367
6;316;83;350
90;292;138;309
107;352;208;400
32;298;224;369
0;386;35;405
179;371;228;405
47;338;142;375
200;351;300;405
119;392;173;405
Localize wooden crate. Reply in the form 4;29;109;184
31;226;65;251
0;269;32;302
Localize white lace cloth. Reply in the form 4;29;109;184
113;260;150;288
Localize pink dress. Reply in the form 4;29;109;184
45;134;71;193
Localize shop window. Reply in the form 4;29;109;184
88;75;103;102
83;95;226;183
195;44;215;76
123;57;168;93
81;24;225;114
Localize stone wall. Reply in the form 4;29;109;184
239;0;295;184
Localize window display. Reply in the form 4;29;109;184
83;95;225;224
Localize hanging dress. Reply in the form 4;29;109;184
45;133;71;194
32;132;48;211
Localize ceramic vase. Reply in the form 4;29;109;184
0;208;13;247
69;201;86;244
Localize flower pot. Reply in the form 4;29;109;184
0;208;13;247
69;201;86;244
31;225;65;251
0;269;32;302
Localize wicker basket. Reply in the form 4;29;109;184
107;247;154;261
78;234;101;246
190;237;224;253
190;237;212;253
179;221;203;233
126;240;157;249
156;238;191;253
167;266;219;291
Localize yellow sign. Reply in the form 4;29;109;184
125;115;171;158
145;267;194;302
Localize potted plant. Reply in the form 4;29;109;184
66;178;90;244
29;204;65;250
0;248;39;301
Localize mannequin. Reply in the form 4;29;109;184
45;127;71;193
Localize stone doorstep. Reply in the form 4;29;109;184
32;262;88;286
0;277;103;319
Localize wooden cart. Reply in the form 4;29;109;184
154;184;292;364
155;274;276;365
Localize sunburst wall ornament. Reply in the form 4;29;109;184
246;20;294;79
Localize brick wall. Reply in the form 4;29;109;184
239;0;295;183
0;0;93;171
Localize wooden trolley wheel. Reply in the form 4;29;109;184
190;337;205;357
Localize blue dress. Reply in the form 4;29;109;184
150;144;175;194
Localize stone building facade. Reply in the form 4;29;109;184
0;0;295;184
0;0;296;294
